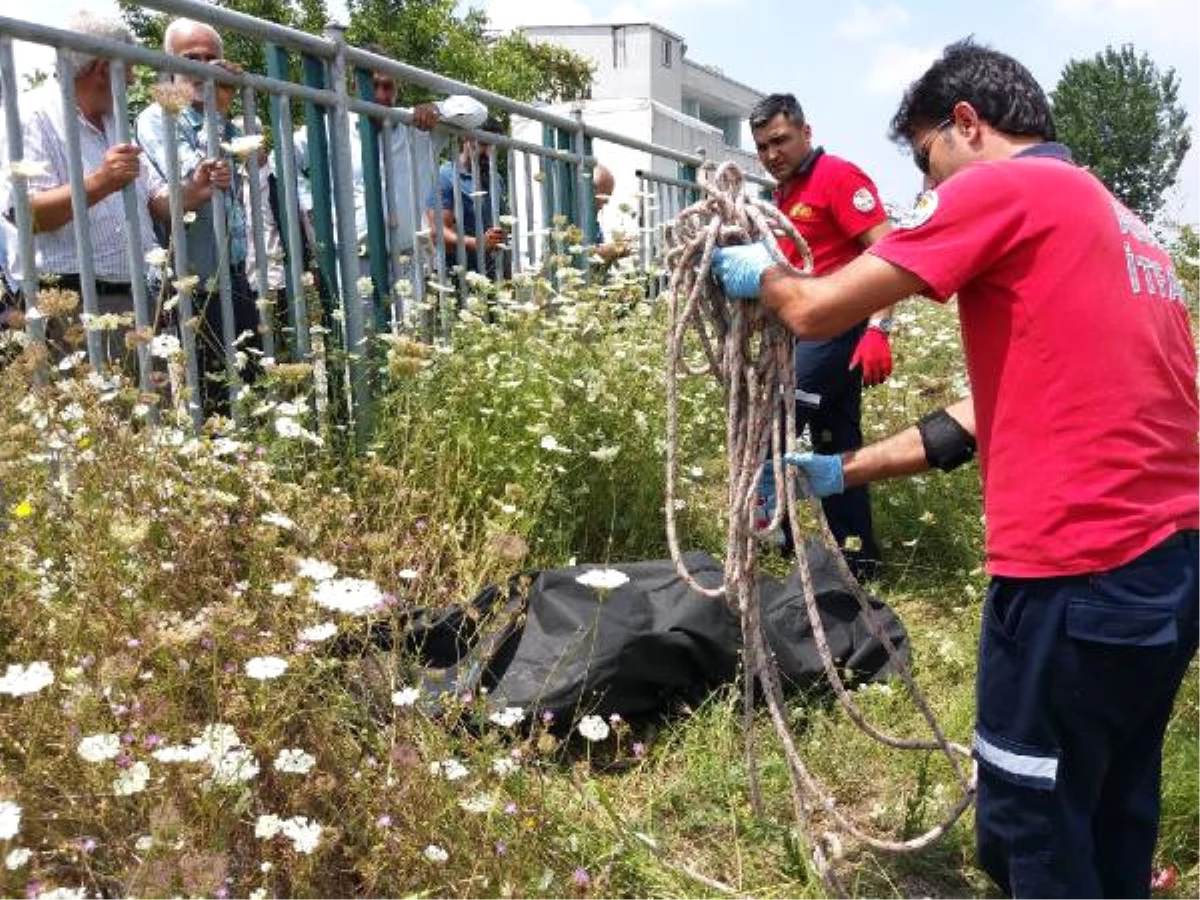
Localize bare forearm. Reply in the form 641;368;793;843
841;397;975;489
147;190;171;224
761;253;925;339
840;426;929;489
440;227;476;252
29;173;117;233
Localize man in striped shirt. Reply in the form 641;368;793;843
0;11;221;363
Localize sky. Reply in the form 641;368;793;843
7;0;1199;222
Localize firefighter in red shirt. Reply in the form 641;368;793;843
715;40;1198;899
749;93;895;580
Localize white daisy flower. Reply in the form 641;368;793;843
298;622;337;643
296;558;338;581
575;568;629;591
458;792;497;814
0;800;21;839
310;577;384;616
577;714;611;742
113;761;151;796
273;748;317;775
244;656;288;681
0;661;54;697
261;512;295;530
429;758;468;781
391;687;420;707
281;816;322;854
423;844;449;863
77;733;121;763
488;706;525;728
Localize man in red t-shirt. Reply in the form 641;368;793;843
749;93;895;579
714;40;1198;899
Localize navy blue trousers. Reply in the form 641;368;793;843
974;530;1198;897
785;325;880;579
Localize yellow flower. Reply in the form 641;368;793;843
11;500;33;519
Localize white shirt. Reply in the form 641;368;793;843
242;157;286;292
0;82;159;281
293;96;486;251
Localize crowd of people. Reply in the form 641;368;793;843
1;12;1196;897
0;11;526;406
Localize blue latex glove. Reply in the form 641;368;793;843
784;451;845;498
712;242;774;299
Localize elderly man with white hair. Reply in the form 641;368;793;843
135;17;253;411
0;11;220;359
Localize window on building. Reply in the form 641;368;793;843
661;37;672;68
612;27;627;68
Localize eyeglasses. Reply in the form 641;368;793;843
181;52;221;63
914;117;954;175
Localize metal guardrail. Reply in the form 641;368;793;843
0;1;770;442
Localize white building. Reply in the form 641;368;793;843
510;22;768;251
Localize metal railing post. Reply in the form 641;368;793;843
55;51;104;370
326;23;371;443
264;42;310;360
109;61;156;416
201;78;242;415
241;87;277;360
162;113;205;431
355;63;389;332
300;52;339;309
0;37;46;374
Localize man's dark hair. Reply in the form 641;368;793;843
481;116;506;135
749;93;804;131
889;38;1056;144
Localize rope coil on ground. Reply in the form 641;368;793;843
662;161;976;888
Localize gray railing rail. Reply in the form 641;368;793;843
1;3;768;442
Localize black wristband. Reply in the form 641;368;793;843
918;408;976;472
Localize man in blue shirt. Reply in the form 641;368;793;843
135;18;252;412
426;117;507;281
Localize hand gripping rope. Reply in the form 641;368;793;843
661;161;975;891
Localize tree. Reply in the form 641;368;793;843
1051;44;1191;224
120;0;592;117
344;0;592;109
1167;224;1198;311
119;0;326;86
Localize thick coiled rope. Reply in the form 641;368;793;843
662;161;975;889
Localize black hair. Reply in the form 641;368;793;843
749;93;804;131
889;38;1056;145
481;117;506;136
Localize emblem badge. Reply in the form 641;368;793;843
893;190;939;229
852;187;877;213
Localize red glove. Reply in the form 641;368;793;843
849;326;893;386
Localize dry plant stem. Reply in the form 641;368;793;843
662;161;977;882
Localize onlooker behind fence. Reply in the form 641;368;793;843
233;115;286;347
293;48;486;314
590;163;631;266
0;11;218;363
135;18;256;408
0;214;16;323
426;116;508;282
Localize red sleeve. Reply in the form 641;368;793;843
824;157;887;240
868;162;1027;301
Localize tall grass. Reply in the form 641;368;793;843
0;269;1193;899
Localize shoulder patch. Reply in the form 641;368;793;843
852;187;877;213
893;189;939;229
788;202;814;220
